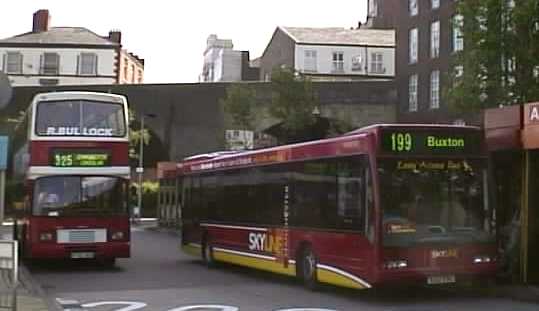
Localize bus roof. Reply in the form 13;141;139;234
178;124;484;176
32;91;127;105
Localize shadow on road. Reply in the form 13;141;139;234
183;259;494;306
25;259;125;273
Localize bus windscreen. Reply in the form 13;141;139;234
36;100;126;137
33;176;128;216
378;158;495;247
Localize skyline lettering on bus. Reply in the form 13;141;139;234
248;231;284;255
46;127;114;136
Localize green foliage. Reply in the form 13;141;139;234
128;110;151;161
221;84;256;129
269;67;318;135
447;0;539;112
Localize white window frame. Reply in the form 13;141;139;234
432;0;440;10
79;53;98;76
332;51;344;73
431;20;440;58
453;14;464;52
430;70;440;109
409;0;418;16
304;50;318;72
409;28;418;64
370;52;384;74
41;52;60;75
409;74;418;112
5;52;23;74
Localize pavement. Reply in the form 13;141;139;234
0;222;61;311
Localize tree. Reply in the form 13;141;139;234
221;84;256;130
269;67;318;136
446;0;539;111
128;110;151;162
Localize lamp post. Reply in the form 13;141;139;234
136;113;156;223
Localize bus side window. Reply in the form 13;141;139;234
335;156;366;232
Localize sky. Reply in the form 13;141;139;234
1;0;368;84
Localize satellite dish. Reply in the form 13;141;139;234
0;72;13;109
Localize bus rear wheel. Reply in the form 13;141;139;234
101;258;116;268
300;246;319;290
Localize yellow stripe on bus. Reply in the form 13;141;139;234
316;267;367;289
182;244;201;257
213;249;296;276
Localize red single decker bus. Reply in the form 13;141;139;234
12;91;131;266
177;124;497;289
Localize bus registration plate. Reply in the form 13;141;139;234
71;252;95;259
427;275;455;285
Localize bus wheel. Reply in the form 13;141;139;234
301;246;319;290
202;241;216;268
102;258;116;268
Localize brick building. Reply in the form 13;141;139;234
367;0;472;124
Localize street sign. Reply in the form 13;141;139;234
0;136;8;170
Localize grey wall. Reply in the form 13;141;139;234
1;80;396;165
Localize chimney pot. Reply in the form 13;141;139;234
32;9;51;33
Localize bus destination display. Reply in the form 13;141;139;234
51;149;111;167
381;128;481;155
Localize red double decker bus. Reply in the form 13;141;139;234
11;91;131;266
176;124;497;289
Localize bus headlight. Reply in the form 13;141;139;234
473;255;492;264
384;260;408;269
111;231;125;240
39;232;54;241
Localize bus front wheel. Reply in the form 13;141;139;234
300;246;319;290
202;240;216;268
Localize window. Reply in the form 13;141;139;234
409;28;418;63
409;74;418;112
432;0;440;9
430;70;440;109
304;50;317;72
79;53;97;75
431;21;440;58
138;70;143;83
368;0;378;17
41;53;59;75
453;14;464;52
36;100;126;137
5;52;22;74
131;64;136;82
409;0;418;16
332;52;344;72
291;156;368;231
370;52;384;74
123;61;128;80
33;176;127;216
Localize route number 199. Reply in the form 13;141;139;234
390;132;413;152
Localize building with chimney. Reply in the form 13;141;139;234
0;9;144;86
200;34;259;82
259;26;395;81
366;0;467;124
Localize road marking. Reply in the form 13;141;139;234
57;299;341;311
82;301;147;311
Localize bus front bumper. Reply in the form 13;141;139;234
28;241;130;259
376;263;498;286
